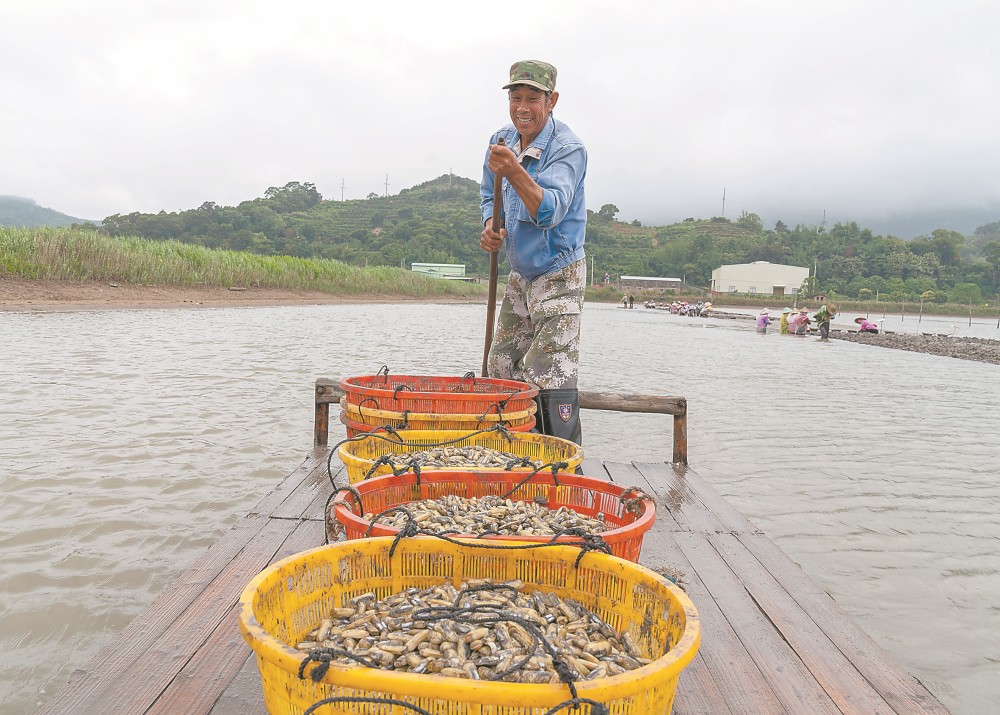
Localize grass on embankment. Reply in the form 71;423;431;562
0;227;486;298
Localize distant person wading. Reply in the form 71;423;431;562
480;60;588;445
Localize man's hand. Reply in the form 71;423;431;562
487;143;520;178
481;224;505;253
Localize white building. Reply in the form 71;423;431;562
710;261;809;297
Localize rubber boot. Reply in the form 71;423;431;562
535;388;583;447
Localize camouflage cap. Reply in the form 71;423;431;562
502;60;557;92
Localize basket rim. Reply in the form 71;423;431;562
342;398;536;423
338;412;537;433
238;538;701;705
337;429;583;464
331;470;656;545
341;375;539;400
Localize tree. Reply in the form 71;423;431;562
983;240;1000;292
262;181;322;212
598;204;619;221
949;282;981;304
736;211;763;233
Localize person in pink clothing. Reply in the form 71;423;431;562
855;317;879;333
755;308;772;333
790;308;811;335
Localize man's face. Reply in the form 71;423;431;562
508;86;556;142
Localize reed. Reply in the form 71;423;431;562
0;227;484;298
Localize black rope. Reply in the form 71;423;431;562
298;646;378;681
375;364;390;384
322;484;366;544
371;511;612;566
499;461;569;500
305;697;434;715
325;425;402;486
392;384;413;400
477;401;506;423
543;699;611;715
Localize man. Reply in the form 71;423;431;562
480;59;587;445
814;303;837;339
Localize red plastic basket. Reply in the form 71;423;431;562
331;470;656;562
340;372;538;416
339;411;536;438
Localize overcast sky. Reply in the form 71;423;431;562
2;0;999;236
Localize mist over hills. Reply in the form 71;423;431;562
0;196;97;228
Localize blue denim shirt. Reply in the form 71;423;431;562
480;116;587;282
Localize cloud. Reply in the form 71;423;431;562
2;0;999;235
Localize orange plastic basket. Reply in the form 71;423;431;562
338;412;536;438
239;537;700;715
339;398;536;435
332;470;655;562
340;372;538;415
337;429;584;484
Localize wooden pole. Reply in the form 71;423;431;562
482;137;506;377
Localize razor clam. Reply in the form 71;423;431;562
294;579;658;683
363;494;607;536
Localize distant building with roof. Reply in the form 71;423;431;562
710;261;809;297
619;276;683;292
410;263;473;281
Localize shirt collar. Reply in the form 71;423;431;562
511;115;554;161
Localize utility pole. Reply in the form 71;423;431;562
721;188;726;218
813;256;818;295
384;174;390;197
340;179;345;201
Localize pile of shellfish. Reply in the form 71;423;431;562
295;579;654;682
386;445;544;470
364;494;607;536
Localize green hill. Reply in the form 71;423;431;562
93;177;1000;301
0;196;96;228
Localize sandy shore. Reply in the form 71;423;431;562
0;278;475;312
673;308;1000;366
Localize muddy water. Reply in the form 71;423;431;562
1;302;997;714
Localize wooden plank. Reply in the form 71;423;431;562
638;527;786;714
739;533;951;715
604;461;685;532
41;516;300;715
208;652;262;715
635;463;760;534
580;456;609;479
674;531;842;715
627;462;727;533
270;453;337;520
246;451;326;517
150;520;326;715
710;532;898;715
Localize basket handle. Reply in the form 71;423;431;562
375;364;390;385
356;396;379;423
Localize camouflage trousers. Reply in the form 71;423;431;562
487;258;585;390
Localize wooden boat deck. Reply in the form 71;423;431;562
40;393;951;714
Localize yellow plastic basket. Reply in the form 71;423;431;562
239;537;701;715
337;429;584;484
341;397;536;432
